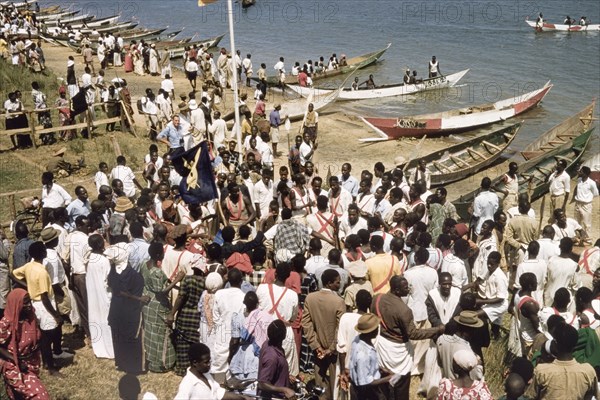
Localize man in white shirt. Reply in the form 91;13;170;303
441;238;469;288
299;132;316;167
571;166;599;236
404;247;439;375
109;155;143;199
513;241;548;304
547;159;570;221
328;176;352;219
41;171;72;226
253;170;274;220
208;111;228;150
189;99;207;145
338;204;368;241
304;238;329;275
408;159;432;190
160;74;175;98
372;186;391;219
551;208;585;243
472;177;499;236
535;226;560;262
544;238;579;307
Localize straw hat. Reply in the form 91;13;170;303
114;197;133;213
453;310;484;328
347;260;367;278
170;224;188;240
53;147;66;157
188;100;199;110
40;227;59;243
355;314;380;334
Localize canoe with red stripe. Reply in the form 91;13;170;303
359;81;552;141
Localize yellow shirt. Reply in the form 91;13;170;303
533;358;597;400
13;261;53;301
366;253;401;294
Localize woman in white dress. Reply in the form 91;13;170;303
149;44;159;76
85;234;114;359
198;272;223;356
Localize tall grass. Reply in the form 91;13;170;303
0;56;61;109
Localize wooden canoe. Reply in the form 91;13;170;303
397;122;522;187
360;81;552;140
521;100;596;160
37;9;79;21
68;15;121;29
43;13;93;26
264;43;391;86
288;69;469;101
526;19;600;32
452;127;595;221
166;34;226;58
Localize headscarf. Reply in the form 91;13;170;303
201;272;223;333
3;289;39;372
453;349;478;372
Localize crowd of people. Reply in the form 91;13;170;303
0;121;599;398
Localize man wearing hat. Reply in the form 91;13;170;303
347;313;390;399
269;104;282;156
437;310;484;380
344;260;373;312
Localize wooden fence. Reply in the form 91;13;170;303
0;100;137;147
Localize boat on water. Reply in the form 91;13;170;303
360;81;552;140
0;0;37;10
526;18;600;32
395;121;522;186
521;100;596;160
263;43;391;86
166;34;226;58
287;69;469;101
452;127;595;221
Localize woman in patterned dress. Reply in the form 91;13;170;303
142;243;180;372
437;349;492;400
0;289;49;399
168;264;205;376
295;255;319;373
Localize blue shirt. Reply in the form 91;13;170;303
339;174;359;197
349;336;380;386
269;110;281;127
229;311;259;380
157;122;184;149
66;199;91;230
128;238;150;272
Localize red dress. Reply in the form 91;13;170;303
0;289;49;400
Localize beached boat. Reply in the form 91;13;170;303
37;9;79;21
287;69;469;101
395;122;522;186
264;43;391;86
526;19;600;32
360;81;552;140
0;0;36;10
452;127;595;221
79;21;138;34
63;30;185;53
521;100;596;160
224;88;341;125
43;13;93;26
68;15;121;29
167;33;226;58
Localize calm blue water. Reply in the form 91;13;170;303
48;0;600;155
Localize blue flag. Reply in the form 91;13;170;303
170;142;218;205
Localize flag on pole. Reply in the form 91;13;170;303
170;142;218;205
198;0;218;6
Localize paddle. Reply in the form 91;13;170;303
537;194;547;235
402;135;428;172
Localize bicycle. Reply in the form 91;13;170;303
11;197;43;237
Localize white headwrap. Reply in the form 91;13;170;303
453;349;478;372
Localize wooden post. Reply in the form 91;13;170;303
8;195;16;220
86;108;94;139
120;100;137;137
109;135;122;157
28;111;37;149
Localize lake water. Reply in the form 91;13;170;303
49;0;600;156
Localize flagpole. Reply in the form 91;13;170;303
226;0;243;165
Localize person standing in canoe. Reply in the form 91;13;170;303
428;56;441;78
536;13;544;28
495;162;520;211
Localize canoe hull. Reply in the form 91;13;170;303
288;69;469;101
521;100;596;160
400;122;522;186
361;82;552;139
526;19;600;32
